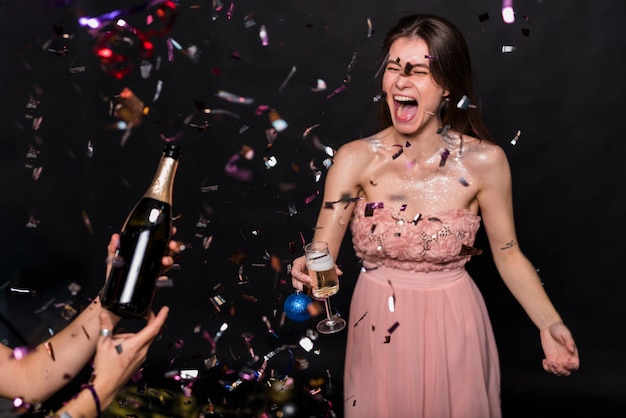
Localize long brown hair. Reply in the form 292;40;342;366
378;14;495;143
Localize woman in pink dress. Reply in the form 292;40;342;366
291;14;579;418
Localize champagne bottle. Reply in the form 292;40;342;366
100;144;180;318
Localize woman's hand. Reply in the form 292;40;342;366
90;306;169;410
290;255;311;292
290;255;343;293
539;322;580;376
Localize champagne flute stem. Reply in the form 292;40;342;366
324;297;335;325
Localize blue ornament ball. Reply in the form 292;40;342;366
284;292;312;322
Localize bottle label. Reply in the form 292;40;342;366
119;229;151;304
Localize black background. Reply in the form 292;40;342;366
1;0;625;417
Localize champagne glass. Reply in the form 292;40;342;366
304;241;346;334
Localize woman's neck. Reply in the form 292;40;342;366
391;126;444;159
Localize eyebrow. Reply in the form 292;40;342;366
387;59;430;75
388;59;429;68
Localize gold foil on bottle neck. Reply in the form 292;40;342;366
143;156;178;203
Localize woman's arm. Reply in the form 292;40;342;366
477;146;579;375
311;140;367;258
291;140;366;290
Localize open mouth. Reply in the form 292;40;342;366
393;95;418;122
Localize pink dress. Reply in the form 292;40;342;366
344;200;501;418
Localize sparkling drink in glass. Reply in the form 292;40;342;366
306;242;339;298
304;241;346;334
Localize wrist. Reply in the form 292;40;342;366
90;374;117;414
539;320;563;332
57;384;102;418
80;384;101;418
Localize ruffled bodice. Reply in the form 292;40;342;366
350;200;483;272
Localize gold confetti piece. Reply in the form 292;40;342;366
82;325;91;340
45;341;55;361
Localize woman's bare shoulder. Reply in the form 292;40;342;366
450;132;508;168
336;128;395;160
335;133;382;161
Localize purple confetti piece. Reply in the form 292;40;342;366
439;148;450;166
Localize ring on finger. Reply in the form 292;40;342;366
99;329;111;338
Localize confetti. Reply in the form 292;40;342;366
241;294;257;302
502;0;515;24
326;85;347;99
303;124;321;138
259;25;269;46
25;145;40;160
262;315;278;338
269;108;288;132
32;166;43;181
392;144;403;159
33;298;53;313
210;295;227;312
45;341;55;361
310;79;327;92
354;311;368;327
26;216;41;228
243;13;256;28
62;304;77;320
68;282;81;296
11;346;32;360
439;148;450;167
510;130;522;145
264;155;278;169
42;24;71;55
305;191;319;204
215;90;254;104
288;202;298;216
387;280;396;312
140;60;152;78
186;44;202;62
113;88;148;134
227;2;235;19
152;79;163;102
32;117;43;131
456;95;477;110
310;135;335;157
278;66;297;92
346;51;358;73
225;153;253;181
387;321;400;334
364;201;383;217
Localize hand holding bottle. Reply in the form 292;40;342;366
105;228;181;282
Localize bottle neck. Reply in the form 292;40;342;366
143;156;178;203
